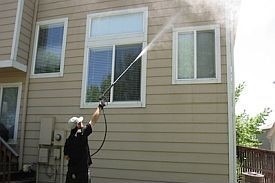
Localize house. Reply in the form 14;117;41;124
0;0;240;182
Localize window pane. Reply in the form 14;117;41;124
197;30;215;78
0;87;18;140
91;13;143;37
178;32;194;79
35;23;64;74
113;44;142;101
87;47;112;102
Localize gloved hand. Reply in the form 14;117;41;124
98;96;106;109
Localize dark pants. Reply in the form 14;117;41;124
65;170;88;183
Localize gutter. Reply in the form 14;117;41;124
225;0;237;182
19;0;39;169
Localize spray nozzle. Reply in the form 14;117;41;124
98;95;107;109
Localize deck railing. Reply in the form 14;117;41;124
237;146;275;183
0;136;19;182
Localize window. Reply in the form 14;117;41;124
172;25;221;84
31;18;68;78
0;83;22;143
82;8;148;108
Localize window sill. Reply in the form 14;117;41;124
81;101;145;108
30;72;64;78
172;78;221;84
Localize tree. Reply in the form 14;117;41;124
235;82;271;148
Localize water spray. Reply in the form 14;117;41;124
92;9;183;156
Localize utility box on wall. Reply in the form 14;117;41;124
38;148;49;163
39;117;55;145
53;130;65;146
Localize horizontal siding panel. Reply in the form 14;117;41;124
24;139;39;148
18;35;30;51
92;177;159;183
0;39;13;48
93;159;228;174
0;31;14;40
66;34;85;43
28;89;81;99
93;168;228;183
0;8;17;18
0;0;18;5
149;93;227;104
147;84;227;94
148;50;171;60
28;97;81;106
64;64;83;73
26;113;227;124
91;132;228;143
95;150;228;164
64;57;85;66
29;81;81;90
147;58;171;68
66;41;84;50
0;46;12;55
0;16;16;26
90;141;228;154
24;147;38;156
0;24;14;32
24;130;41;139
0;74;26;83
18;30;32;45
23;2;35;19
20;24;32;39
66;49;85;58
25;122;40;131
17;48;28;61
67;26;85;36
26;93;227;105
26;103;228;114
68;19;86;28
0;1;17;11
148;93;227;104
37;1;148;19
28;122;227;134
23;155;38;164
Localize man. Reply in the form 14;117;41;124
64;100;105;183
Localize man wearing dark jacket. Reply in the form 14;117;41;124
64;101;105;183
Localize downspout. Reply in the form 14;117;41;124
225;0;237;182
19;0;39;169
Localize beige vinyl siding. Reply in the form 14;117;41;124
0;0;18;61
16;0;35;65
23;0;230;182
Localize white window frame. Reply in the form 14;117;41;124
172;24;221;84
0;83;22;144
31;18;68;78
81;7;148;108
